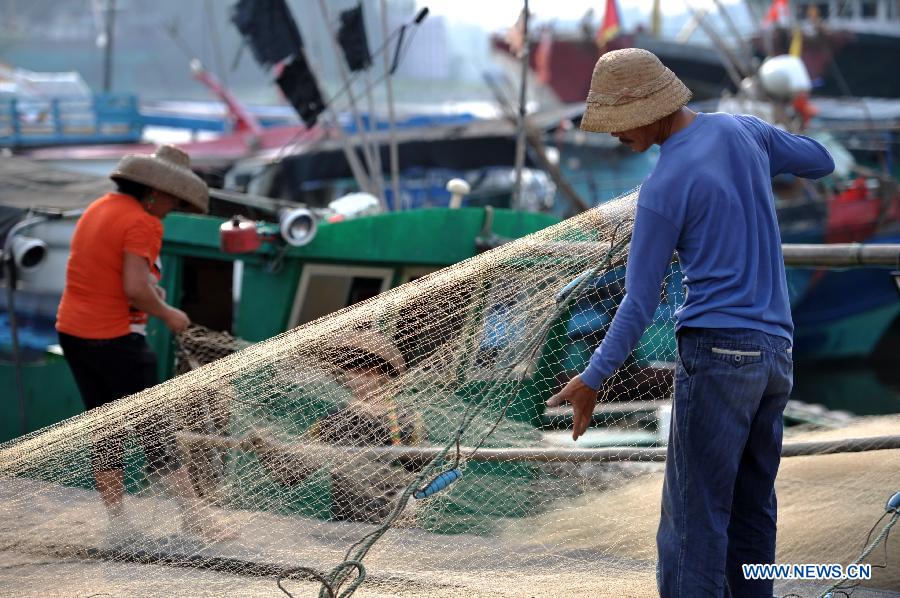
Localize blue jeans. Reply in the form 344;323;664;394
656;327;793;597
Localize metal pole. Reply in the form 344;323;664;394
684;4;746;85
315;0;384;206
102;0;115;92
484;74;590;213
512;0;530;208
1;217;43;437
711;0;754;74
4;270;27;437
501;242;900;266
175;432;900;464
781;243;900;267
380;0;402;210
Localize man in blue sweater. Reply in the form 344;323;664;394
547;49;834;596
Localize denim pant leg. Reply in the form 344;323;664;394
657;329;772;598
725;345;793;597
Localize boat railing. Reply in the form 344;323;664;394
0;92;143;148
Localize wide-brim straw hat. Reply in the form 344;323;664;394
110;145;209;214
320;329;407;378
581;48;692;134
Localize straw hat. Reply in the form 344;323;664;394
321;328;407;378
110;145;209;214
581;48;692;134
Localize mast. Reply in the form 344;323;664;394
711;0;753;74
512;0;529;208
315;0;385;206
102;0;115;92
380;0;402;210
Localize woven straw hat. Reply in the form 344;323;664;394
581;48;692;133
110;145;209;214
321;329;407;378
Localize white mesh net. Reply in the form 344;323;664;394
1;193;899;597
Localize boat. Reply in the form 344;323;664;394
5;60;321;178
0;63;143;148
222;105;580;213
492;0;900;104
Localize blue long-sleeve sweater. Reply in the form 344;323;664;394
580;112;835;390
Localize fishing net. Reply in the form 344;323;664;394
1;191;899;597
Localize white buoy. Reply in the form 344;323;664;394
446;178;471;209
758;55;812;99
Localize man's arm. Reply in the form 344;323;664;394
547;205;680;440
736;114;835;178
123;251;189;333
766;125;835;178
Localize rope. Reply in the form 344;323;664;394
818;510;899;598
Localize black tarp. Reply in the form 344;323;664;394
337;4;372;72
231;0;303;70
276;55;326;127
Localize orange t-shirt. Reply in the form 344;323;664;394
56;193;163;339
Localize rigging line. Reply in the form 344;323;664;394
204;0;229;90
273;12;423;162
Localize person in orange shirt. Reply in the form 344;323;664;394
57;145;228;544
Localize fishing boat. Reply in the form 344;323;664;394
0;63;143;148
493;0;900;104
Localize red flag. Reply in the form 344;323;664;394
535;28;554;84
596;0;621;47
763;0;789;25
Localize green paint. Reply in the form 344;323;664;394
235;259;303;342
0;352;84;443
162;208;558;266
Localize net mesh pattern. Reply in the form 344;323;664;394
1;192;899;597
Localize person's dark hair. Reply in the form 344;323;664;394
332;348;400;378
114;178;153;201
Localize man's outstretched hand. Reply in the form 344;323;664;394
546;375;599;441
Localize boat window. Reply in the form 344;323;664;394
836;0;854;17
179;256;234;333
796;2;831;19
860;0;879;16
808;3;831;18
288;264;393;328
399;266;439;285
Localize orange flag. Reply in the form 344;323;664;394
596;0;621;47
